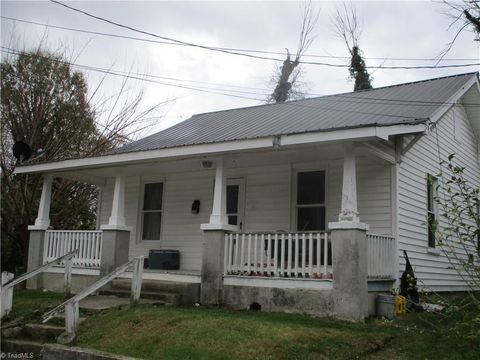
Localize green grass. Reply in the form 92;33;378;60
7;289;64;321
74;306;392;360
9;290;480;359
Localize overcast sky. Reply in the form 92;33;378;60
1;0;479;138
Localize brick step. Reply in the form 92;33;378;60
100;288;181;305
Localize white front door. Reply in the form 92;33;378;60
226;178;245;231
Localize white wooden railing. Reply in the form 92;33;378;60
43;256;144;343
224;232;332;279
1;250;77;318
366;233;396;279
44;230;103;268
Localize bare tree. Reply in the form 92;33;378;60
268;2;319;103
332;3;372;91
438;1;480;61
0;45;172;273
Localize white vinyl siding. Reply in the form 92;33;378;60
397;104;480;292
99;157;393;271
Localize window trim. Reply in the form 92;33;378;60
292;165;328;232
137;177;165;243
426;174;438;249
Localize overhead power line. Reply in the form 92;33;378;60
48;1;480;70
0;47;267;102
2;47;480;109
3;46;479;129
2;15;479;63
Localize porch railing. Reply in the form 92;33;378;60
44;230;103;269
224;232;396;280
224;232;332;279
366;233;396;279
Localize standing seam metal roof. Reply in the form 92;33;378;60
111;72;478;154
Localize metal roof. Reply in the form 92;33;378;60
112;72;478;154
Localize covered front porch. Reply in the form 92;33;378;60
25;138;399;320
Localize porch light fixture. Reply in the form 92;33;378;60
202;160;213;168
191;200;200;214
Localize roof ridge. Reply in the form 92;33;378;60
189;71;479;118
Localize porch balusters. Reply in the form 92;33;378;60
224;232;332;279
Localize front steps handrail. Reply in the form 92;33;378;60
42;256;144;343
1;250;78;318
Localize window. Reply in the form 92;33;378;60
141;182;163;240
296;171;326;231
427;174;438;248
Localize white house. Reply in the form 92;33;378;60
16;72;480;322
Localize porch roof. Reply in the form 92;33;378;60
14;72;479;175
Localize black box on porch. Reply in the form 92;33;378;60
148;250;180;270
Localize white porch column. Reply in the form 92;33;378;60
210;158;228;226
102;175;127;229
201;157;236;231
200;157;236;305
329;143;369;322
30;174;53;230
27;174;53;289
100;175;130;275
338;145;360;223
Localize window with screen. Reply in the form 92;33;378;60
296;171;326;231
142;182;163;240
427;174;437;248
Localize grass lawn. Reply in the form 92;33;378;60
8;290;480;359
6;288;65;321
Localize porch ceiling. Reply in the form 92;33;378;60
52;140;394;184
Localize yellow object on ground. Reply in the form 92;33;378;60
395;295;407;316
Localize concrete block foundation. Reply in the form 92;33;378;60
223;285;335;316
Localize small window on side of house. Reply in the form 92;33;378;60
142;182;163;240
427;174;438;248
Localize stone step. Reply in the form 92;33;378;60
23;323;64;342
111;278;191;293
1;339;44;359
79;295;166;312
100;288;181;305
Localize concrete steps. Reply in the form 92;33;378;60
100;288;181;305
23;323;64;342
1;323;64;358
102;279;200;306
1;338;44;359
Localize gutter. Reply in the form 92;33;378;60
14;123;428;175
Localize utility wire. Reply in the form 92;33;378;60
3;47;480;109
1;47;267;101
2;15;479;63
47;1;480;70
4;47;479;128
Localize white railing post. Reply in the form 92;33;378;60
130;257;144;307
64;257;73;296
65;301;79;336
324;233;329;278
1;272;15;318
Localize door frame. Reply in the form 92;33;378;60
227;178;246;232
